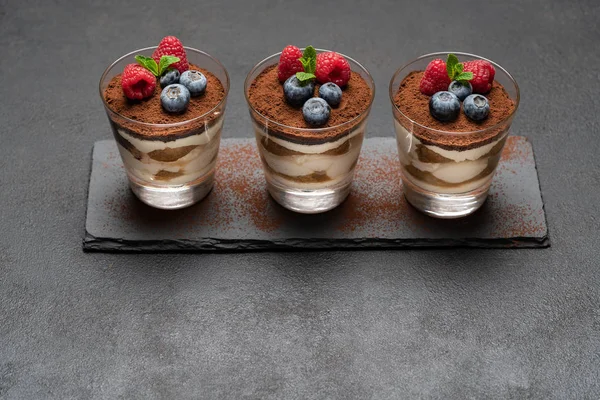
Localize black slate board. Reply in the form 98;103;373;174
84;137;548;251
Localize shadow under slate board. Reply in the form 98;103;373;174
83;136;548;252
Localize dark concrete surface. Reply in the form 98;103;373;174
1;0;599;398
85;137;548;251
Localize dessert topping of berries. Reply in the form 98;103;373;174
277;45;304;82
319;82;343;107
463;59;495;94
121;63;157;100
463;94;490;121
420;54;473;96
283;76;315;107
302;97;331;126
152;36;189;73
160;69;180;88
180;70;208;96
160;84;190;113
429;91;461;122
315;51;351;87
448;80;472;101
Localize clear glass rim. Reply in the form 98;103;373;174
388;51;520;136
99;46;230;128
243;48;376;133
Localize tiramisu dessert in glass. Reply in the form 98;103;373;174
245;45;375;213
390;52;519;218
99;36;229;209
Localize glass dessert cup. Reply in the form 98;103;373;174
99;46;229;210
244;50;375;214
389;52;520;218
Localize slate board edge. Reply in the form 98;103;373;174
528;136;551;246
83;233;549;252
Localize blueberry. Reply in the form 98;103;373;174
159;69;180;88
180;70;207;96
463;94;490;121
448;80;472;101
318;82;343;107
302;97;330;127
429;91;461;122
283;76;315;107
160;84;190;113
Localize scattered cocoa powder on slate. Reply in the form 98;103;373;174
247;65;373;144
393;70;517;150
103;64;225;139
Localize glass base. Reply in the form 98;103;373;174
266;176;353;214
128;171;214;210
402;173;490;219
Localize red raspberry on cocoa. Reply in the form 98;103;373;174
121;64;156;100
419;59;451;96
152;36;189;74
315;52;351;87
463;60;495;94
277;45;304;82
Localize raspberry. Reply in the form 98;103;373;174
277;45;304;82
463;60;495;94
315;52;351;87
152;36;189;74
419;59;451;96
121;64;156;100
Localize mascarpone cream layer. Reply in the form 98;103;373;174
403;170;495;194
117;117;224;153
394;121;505;162
253;120;366;154
266;169;351;190
117;136;219;185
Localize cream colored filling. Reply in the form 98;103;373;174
116;125;221;185
394;120;505;162
256;124;363;179
403;169;495;194
394;120;503;190
117;117;224;153
253;119;366;154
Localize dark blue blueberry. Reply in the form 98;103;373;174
180;70;207;96
283;76;315;107
159;69;180;88
429;91;461;122
160;84;190;113
318;82;343;107
463;94;490;121
448;80;472;101
302;97;330;127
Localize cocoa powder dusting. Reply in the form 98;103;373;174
247;65;373;144
393;70;517;150
104;64;225;139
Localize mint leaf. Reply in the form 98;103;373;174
158;56;180;75
303;46;317;62
296;71;316;85
455;72;473;82
298;45;317;75
135;55;159;76
446;53;459;80
456;63;464;73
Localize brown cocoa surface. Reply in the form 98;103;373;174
247;65;373;145
103;64;225;140
393;70;517;150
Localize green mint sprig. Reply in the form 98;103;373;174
295;46;317;85
446;53;473;83
135;55;180;77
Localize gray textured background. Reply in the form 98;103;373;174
1;0;599;398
